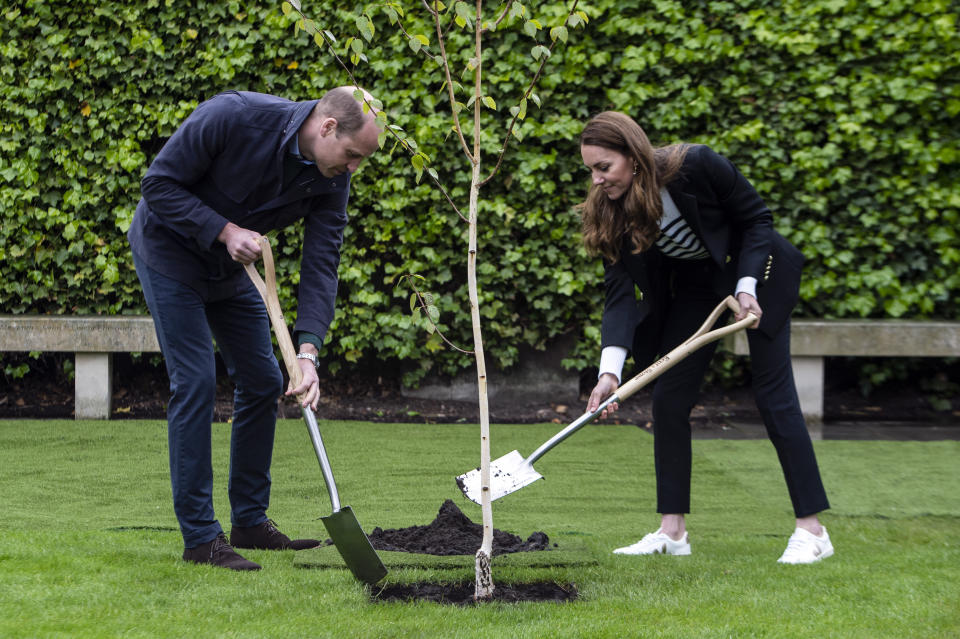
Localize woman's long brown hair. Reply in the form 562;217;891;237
578;112;689;263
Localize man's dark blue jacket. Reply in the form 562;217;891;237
128;91;350;343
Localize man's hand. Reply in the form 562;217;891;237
287;352;320;410
735;291;762;328
217;222;263;264
587;373;620;420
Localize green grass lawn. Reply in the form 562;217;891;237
1;418;957;638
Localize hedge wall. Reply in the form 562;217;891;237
2;0;958;386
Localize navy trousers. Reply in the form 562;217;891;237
134;252;284;547
645;260;830;518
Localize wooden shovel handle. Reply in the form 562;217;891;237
242;237;304;393
615;295;758;402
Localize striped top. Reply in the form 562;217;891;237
655;188;710;260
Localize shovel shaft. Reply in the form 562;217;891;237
615;296;757;402
524;395;618;466
303;406;342;513
244;238;342;513
527;296;756;468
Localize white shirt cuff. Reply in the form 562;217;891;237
598;346;628;383
735;276;757;299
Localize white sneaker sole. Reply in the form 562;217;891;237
613;543;691;556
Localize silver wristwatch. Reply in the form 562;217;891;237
296;352;320;369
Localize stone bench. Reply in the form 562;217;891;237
0;315;160;419
3;315;958;423
725;319;960;423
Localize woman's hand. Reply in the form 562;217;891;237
588;373;621;420
736;292;762;328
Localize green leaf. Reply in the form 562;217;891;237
531;45;550;60
356;15;374;42
481;96;496;110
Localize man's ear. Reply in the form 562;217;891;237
319;117;338;137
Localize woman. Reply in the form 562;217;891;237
579;111;833;564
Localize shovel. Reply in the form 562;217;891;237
456;295;758;505
244;237;387;585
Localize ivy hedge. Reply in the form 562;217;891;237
2;0;958;388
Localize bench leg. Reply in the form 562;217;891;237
75;352;113;420
792;355;824;426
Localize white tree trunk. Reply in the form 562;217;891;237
470;0;494;602
468;162;494;600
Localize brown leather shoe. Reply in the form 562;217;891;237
182;533;262;571
230;519;321;551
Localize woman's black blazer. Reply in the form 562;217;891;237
600;145;805;366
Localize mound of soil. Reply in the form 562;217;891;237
367;499;552;556
364;500;574;605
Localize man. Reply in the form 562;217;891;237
128;87;381;570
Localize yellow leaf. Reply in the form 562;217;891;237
287;60;299;69
185;28;198;39
80;102;91;117
68;58;82;69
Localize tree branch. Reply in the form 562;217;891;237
431;1;475;163
479;0;580;188
288;5;467;221
480;1;512;34
400;275;473;354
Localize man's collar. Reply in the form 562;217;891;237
288;135;314;165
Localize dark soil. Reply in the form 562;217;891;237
367;499;552;556
2;353;958;430
372;581;577;605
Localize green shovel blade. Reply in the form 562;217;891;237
322;506;387;585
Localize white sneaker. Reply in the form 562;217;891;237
777;526;834;564
613;529;691;556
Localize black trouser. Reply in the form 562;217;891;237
647;259;830;518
